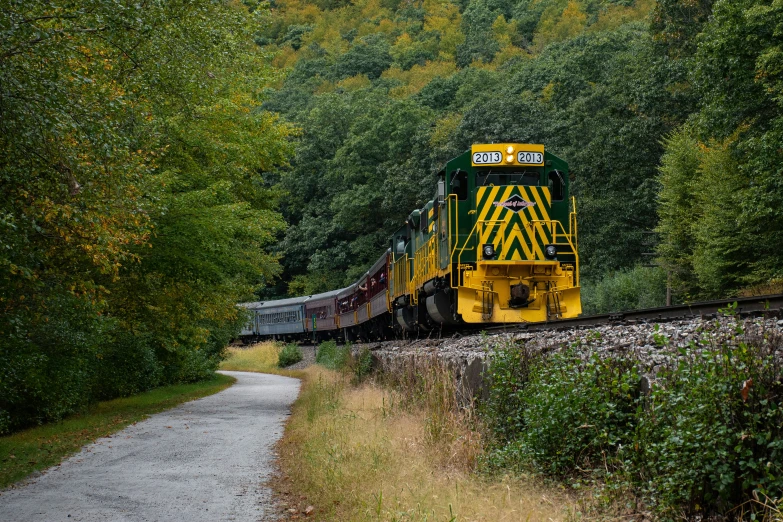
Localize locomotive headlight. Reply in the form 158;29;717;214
506;155;514;163
482;243;495;260
544;244;557;259
506;146;515;154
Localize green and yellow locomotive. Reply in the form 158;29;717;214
389;143;581;331
238;143;581;343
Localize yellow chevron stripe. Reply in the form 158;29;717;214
481;222;502;245
520;188;545;257
528;188;550;221
512;188;540;260
507;225;533;260
519;187;547;259
477;186;500;222
529;188;554;252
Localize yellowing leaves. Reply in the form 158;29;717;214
382;61;457;97
533;1;588;51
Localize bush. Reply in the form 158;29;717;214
92;332;162;400
581;265;668;315
278;343;303;368
483;344;640;478
636;335;783;518
481;322;783;519
315;340;351;370
351;347;374;383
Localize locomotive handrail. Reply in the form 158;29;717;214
528;218;580;286
569;196;578;250
390;254;410;301
455;219;480;268
447;194;460;261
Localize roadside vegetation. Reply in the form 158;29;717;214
1;2;293;435
272;326;782;521
278;344;305;368
220;341;307;374
277;357;579;521
0;373;234;489
482;317;783;520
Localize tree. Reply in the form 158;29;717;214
0;0;292;433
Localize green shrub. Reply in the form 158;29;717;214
352;347;374;383
278;343;304;368
316;340;351;370
481;324;783;519
484;347;640;478
481;340;541;446
92;332;162;400
636;337;783;518
582;265;668;315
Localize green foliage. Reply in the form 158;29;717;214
637;335;783;518
315;340;351;370
482;326;783;518
456;2;502;67
0;1;292;433
655;127;700;297
334;34;393;80
484;347;640;477
517;352;640;478
581;265;668;315
480;341;541;445
278;343;304;368
352;347;374;383
656;0;783;298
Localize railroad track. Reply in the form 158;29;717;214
478;293;783;335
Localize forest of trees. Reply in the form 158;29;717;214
2;0;781;432
0;1;293;432
256;0;783;306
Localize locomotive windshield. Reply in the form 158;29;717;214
477;169;540;186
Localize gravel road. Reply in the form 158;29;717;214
0;371;300;522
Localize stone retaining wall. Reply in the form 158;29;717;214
357;315;783;401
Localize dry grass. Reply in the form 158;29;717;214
219;341;298;375
277;366;578;522
737;278;783;297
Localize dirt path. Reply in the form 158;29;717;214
0;371;300;522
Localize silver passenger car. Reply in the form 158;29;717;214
253;296;309;337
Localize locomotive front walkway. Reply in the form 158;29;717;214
0;371;300;522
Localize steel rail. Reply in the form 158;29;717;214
476;293;783;334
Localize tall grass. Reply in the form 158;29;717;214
278;365;577;521
220;341;281;372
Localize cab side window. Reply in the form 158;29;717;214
451;170;468;201
548;170;565;201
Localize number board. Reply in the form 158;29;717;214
472;151;502;165
517;151;544;165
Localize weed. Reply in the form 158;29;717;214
220;342;280;372
278;367;576;521
315;340;351;370
278;343;303;368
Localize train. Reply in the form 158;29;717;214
238;142;582;343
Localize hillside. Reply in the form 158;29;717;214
256;0;783;305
